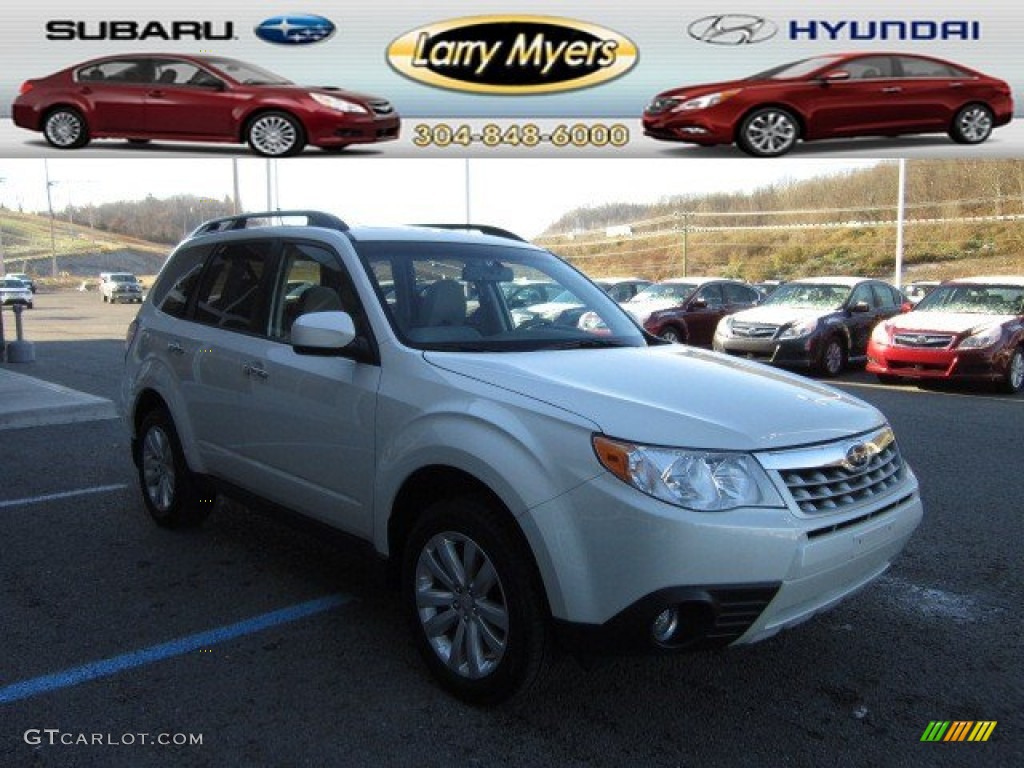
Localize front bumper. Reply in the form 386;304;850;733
522;455;922;654
110;291;143;304
867;341;1009;383
713;334;821;369
307;113;401;147
642;110;733;145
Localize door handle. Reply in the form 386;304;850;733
242;363;269;380
949;82;964;88
880;87;902;94
167;341;185;355
147;89;165;98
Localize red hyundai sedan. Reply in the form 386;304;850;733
866;276;1024;394
643;53;1013;157
13;54;400;156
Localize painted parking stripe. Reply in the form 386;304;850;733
0;484;128;510
0;594;351;705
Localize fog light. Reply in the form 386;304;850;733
679;127;709;135
652;608;679;643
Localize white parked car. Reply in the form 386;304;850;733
123;212;923;703
0;277;34;309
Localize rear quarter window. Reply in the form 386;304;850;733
151;244;211;318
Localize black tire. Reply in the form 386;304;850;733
42;107;91;149
136;409;216;528
659;326;686;344
246;111;306;157
1002;347;1024;394
949;103;994;145
737;107;799;157
816;336;846;377
402;497;551;705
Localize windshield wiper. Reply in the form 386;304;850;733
542;338;634;350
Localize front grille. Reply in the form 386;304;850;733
369;100;394;116
731;321;779;339
892;332;954;348
779;440;904;515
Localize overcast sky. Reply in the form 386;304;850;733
0;158;883;239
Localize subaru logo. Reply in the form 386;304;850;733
254;14;336;45
687;14;778;45
843;443;872;471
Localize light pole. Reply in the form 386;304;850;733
0;176;7;276
44;159;58;278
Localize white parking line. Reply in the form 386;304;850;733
835;380;1024;404
0;484;129;510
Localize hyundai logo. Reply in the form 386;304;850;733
843;443;873;471
254;14;335;45
687;14;778;45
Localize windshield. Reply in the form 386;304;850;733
357;241;647;352
748;56;843;81
201;57;291;85
764;282;850;309
634;283;697;302
111;274;138;283
1;279;26;288
914;284;1024;315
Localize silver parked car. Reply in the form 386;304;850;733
123;211;922;703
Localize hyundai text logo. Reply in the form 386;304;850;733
254;14;335;45
789;19;981;41
687;15;778;45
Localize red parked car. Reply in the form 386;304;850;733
12;54;400;157
643;53;1013;157
867;276;1024;394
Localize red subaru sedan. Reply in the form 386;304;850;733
13;54;400;156
643;53;1013;157
866;276;1024;394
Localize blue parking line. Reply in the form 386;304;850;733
0;594;351;705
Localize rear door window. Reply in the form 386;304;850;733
192;241;274;333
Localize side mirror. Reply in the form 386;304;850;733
849;300;871;314
292;311;356;353
900;301;914;313
820;70;851;83
690;298;708;309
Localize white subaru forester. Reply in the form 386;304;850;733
123;211;922;703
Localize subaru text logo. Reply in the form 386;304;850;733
254;14;335;45
687;15;777;45
843;443;872;471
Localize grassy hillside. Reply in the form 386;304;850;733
537;160;1024;283
0;209;167;285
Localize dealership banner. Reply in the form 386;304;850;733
1;0;1020;157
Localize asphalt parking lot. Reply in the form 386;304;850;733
1;291;1021;767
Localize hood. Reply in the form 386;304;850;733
260;84;385;104
525;300;583;318
424;345;882;452
730;305;833;326
656;78;750;101
885;311;1014;335
625;298;679;321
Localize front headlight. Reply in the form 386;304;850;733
674;89;741;111
958;325;1003;349
871;322;891;346
593;436;784;512
715;316;734;338
779;318;818;339
310;92;369;114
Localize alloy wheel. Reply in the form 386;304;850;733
45;111;83;147
958;107;993;143
142;425;176;513
414;531;509;680
249;115;299;156
743;110;797;156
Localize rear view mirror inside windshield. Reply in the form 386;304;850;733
463;262;514;283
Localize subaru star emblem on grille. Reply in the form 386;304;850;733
687;14;778;45
843;443;872;471
255;14;336;45
916;335;928;345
